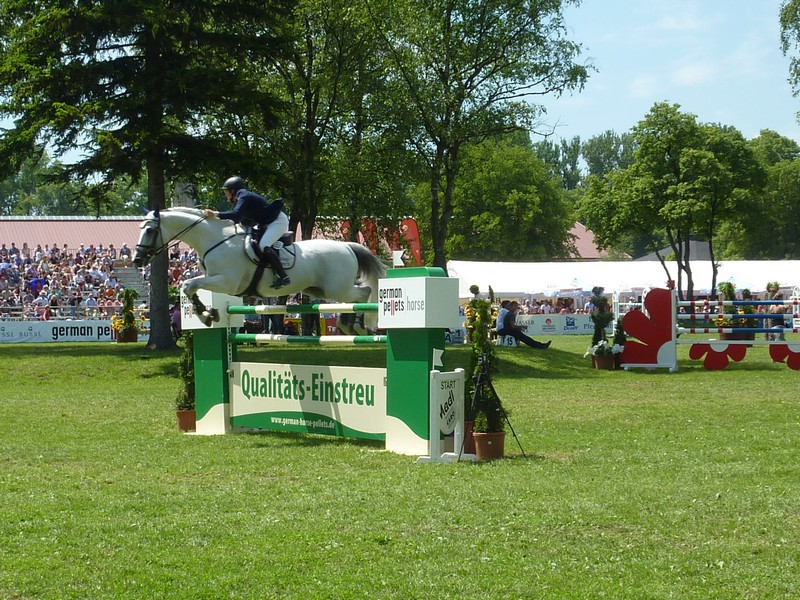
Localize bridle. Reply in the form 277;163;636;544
135;209;207;263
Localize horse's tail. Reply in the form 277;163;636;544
349;243;387;302
349;243;387;331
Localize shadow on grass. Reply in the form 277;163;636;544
243;429;385;450
0;341;182;359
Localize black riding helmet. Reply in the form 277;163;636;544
221;176;246;192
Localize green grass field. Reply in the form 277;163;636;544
1;336;799;598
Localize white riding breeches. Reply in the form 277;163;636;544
258;212;290;251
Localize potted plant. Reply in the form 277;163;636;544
464;286;506;459
584;339;619;369
716;282;754;342
175;332;196;432
612;316;627;368
586;286;617;368
111;287;140;343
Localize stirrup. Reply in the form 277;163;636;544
271;275;290;289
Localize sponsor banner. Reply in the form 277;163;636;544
230;362;387;438
515;314;597;336
0;320;114;343
378;277;461;329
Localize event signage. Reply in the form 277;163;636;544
229;362;387;438
432;370;461;435
515;313;597;336
0;320;115;343
377;276;460;329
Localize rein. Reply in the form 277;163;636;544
200;231;243;271
144;212;208;258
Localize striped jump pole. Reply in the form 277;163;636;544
230;333;387;345
677;327;799;335
678;299;800;309
227;303;378;315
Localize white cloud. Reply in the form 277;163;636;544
629;75;660;98
671;61;717;86
656;12;704;33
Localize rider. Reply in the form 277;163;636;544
203;176;291;289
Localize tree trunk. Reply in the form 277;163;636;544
429;145;444;269
145;155;176;350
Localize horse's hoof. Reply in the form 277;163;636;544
200;312;213;327
210;308;220;322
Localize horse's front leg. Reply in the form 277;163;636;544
183;276;220;327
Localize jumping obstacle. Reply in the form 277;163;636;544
182;267;474;461
617;287;800;371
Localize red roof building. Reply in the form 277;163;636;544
0;216;142;255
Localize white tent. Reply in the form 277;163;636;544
446;259;800;299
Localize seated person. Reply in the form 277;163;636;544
768;292;788;341
496;300;551;349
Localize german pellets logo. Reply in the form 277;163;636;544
378;286;425;316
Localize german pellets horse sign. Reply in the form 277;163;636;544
378;274;459;329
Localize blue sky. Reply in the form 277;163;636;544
537;0;800;144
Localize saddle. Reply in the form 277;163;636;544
239;230;296;298
244;230;295;266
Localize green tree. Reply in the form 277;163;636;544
0;155;84;216
762;158;800;258
781;0;800;98
0;0;293;349
446;134;574;261
580;103;764;299
748;129;800;166
372;0;588;269
581;130;635;177
716;130;800;260
533;136;582;190
677;124;765;294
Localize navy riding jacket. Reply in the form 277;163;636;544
217;189;284;228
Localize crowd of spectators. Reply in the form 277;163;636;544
0;240;200;322
0;241;129;320
514;298;584;314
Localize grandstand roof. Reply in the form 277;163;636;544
0;216;605;261
0;216;142;252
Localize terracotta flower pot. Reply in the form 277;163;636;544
115;328;139;343
592;354;615;370
176;409;196;432
472;431;506;460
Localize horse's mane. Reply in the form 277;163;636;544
165;206;205;217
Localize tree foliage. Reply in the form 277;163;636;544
0;0;293;349
533;136;582;190
371;0;588;269
579;102;765;298
581;130;636;177
446;133;574;261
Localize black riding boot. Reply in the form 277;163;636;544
262;246;291;289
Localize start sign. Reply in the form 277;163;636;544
418;368;474;463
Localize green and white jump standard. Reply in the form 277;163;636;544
181;267;473;460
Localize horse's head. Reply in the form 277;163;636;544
132;208;163;268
